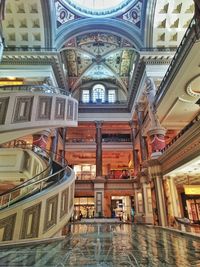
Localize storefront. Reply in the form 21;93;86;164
111;196;132;221
181;185;200;224
74;197;95;220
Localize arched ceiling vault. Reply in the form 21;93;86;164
61;32;139;95
1;0;194;101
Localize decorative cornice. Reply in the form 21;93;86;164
2;53;66;89
128;60;146;111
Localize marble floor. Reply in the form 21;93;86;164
0;224;200;266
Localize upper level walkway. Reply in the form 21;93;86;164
0;84;78;144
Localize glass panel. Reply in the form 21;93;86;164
82;90;90;103
92;84;105;103
108;90;116;103
66;0;127;10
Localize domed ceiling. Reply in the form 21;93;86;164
60;0;135;17
61;32;138;95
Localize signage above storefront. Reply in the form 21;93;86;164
184;185;200;195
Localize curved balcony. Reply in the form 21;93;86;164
0;146;75;243
0;85;78;144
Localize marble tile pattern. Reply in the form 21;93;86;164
0;224;200;266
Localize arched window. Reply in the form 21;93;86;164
92;84;105;103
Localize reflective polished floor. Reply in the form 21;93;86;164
0;224;200;266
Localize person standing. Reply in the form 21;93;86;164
131;207;135;223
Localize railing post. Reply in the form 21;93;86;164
8;193;12;207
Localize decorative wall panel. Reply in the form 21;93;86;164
55;97;65;119
37;96;52;120
0;97;9;125
67;100;74;120
20;203;41;239
60;188;69;218
69;183;74;210
44;194;58;232
13;96;33;123
0;213;16;241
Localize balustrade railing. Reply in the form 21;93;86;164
0;84;70;96
4;46;57;52
140;47;177;52
161;112;200;153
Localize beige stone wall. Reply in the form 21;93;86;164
0;171;75;243
0;148;48;182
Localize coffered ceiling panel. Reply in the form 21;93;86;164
153;0;194;48
2;0;45;48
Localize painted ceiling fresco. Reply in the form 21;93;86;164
62;32;137;91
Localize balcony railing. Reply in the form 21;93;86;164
4;46;57;52
140;47;177;52
0;84;70;96
161;112;200;153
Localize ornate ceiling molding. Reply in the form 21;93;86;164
1;52;66;89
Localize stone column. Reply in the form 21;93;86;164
168;177;181;218
50;128;58;161
129;120;140;176
32;129;51;150
95;121;103;177
94;181;105;217
148;159;167;226
141;181;154;224
145;78;166;158
136;102;148;162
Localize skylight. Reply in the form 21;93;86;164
64;0;134;17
